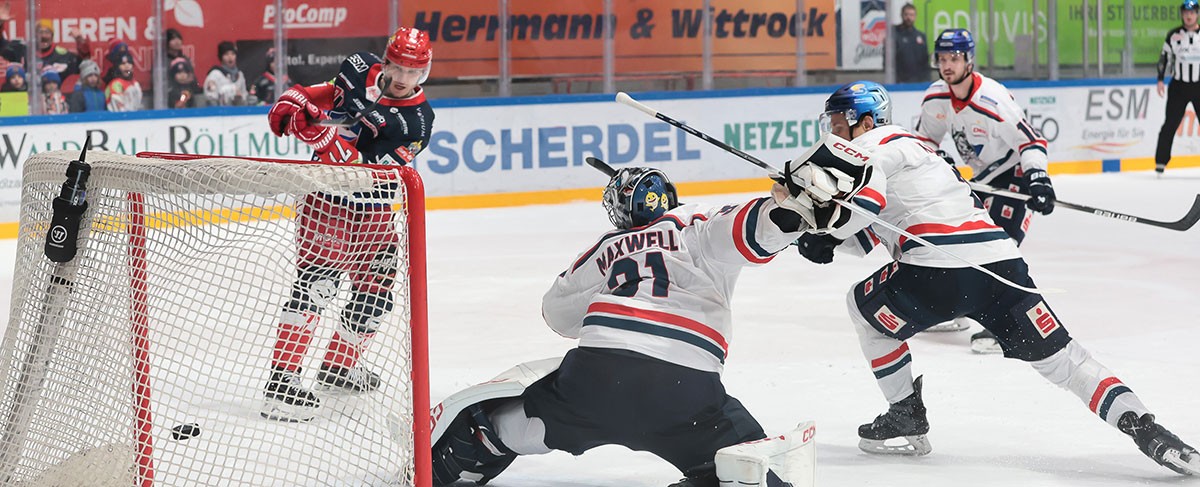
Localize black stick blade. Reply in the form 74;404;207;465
586;157;617;177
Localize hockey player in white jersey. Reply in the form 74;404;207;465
429;157;872;487
795;80;1199;476
913;28;1055;351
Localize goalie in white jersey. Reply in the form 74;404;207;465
429;159;868;487
913;28;1056;349
795;80;1198;476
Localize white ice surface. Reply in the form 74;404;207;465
3;168;1198;486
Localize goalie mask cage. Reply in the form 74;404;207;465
0;151;430;487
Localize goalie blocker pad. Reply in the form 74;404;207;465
429;357;563;444
716;421;816;487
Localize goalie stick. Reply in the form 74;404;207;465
317;75;393;128
613;92;1061;295
968;182;1200;232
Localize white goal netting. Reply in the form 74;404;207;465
0;151;428;486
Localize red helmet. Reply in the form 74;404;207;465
386;27;432;69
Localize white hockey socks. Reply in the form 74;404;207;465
850;291;915;403
1030;340;1149;428
716;422;817;487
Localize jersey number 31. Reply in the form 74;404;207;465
607;252;670;298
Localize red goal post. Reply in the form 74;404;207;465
0;151;430;486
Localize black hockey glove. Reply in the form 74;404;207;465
795;232;843;264
1024;169;1055;215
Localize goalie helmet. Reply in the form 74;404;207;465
819;81;891;135
602;167;679;229
386;27;433;83
933;28;975;67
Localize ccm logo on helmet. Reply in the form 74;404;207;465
833;142;871;162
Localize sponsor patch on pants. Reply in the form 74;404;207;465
1025;300;1060;338
875;305;907;333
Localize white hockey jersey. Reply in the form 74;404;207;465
542;198;805;374
914;72;1048;185
836;125;1022;268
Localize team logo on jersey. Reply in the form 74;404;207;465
863;278;874;295
874;305;907;333
879;266;890;282
1001;205;1014;219
972;125;987;137
1025;300;1060;338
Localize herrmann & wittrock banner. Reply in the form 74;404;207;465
0;79;1190;225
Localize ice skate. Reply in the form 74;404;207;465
1156;163;1166;179
316;363;381;393
1119;412;1200;475
261;367;320;422
925;316;973;333
970;329;1002;354
858;376;931;455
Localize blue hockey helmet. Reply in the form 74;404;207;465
933;28;976;67
602;167;679;229
819;81;892;135
1184;0;1199;11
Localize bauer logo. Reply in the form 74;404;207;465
874;305;906;333
1025;301;1059;338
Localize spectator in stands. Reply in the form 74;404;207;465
102;40;131;85
167;57;204;109
0;1;26;64
36;19;82;80
205;41;248;106
251;47;290;105
68;59;105;113
41;71;68;114
893;3;930;83
2;64;25;92
105;52;142;112
166;28;188;63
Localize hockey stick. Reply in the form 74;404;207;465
0;140;94;482
317;75;393;127
586;156;617;177
613;92;1061;295
968;182;1200;232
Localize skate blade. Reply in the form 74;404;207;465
858;435;932;456
260;400;319;423
1164;449;1200;476
925;322;970;333
970;338;1003;355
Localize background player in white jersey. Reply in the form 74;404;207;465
797;81;1199;476
912;28;1055;351
428;160;866;487
260;27;435;422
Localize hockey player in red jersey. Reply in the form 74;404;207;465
261;27;434;422
427;154;878;487
798;80;1199;476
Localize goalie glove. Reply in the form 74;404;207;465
771;183;854;234
1024;169;1055;215
780;133;872;204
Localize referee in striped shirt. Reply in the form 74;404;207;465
1156;0;1200;176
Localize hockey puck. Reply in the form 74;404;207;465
171;423;201;440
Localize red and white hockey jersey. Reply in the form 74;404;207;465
836;125;1022;267
542;198;804;374
914;72;1048;185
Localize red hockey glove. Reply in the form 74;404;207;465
268;84;339;137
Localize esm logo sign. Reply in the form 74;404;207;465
1084;88;1150;121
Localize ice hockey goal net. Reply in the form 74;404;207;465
0;151;429;486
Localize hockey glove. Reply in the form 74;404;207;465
1024;169;1056;215
795;232;842;264
781;133;871;203
269;86;322;137
771;183;853;234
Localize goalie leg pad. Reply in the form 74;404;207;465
716;421;817;487
431;404;518;486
